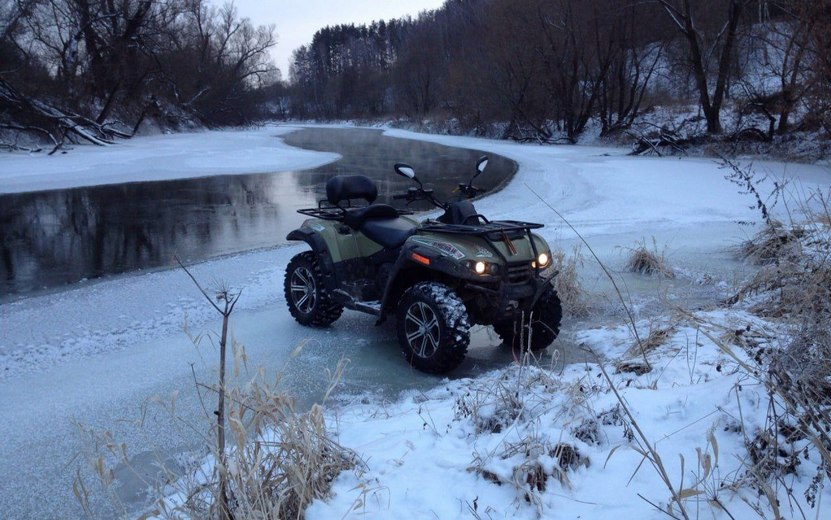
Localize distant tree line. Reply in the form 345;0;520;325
1;0;277;152
288;0;831;142
2;0;829;151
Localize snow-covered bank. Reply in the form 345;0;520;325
0;125;339;194
307;306;831;520
304;218;831;520
382;128;830;237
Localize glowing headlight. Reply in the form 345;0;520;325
474;261;487;274
532;252;550;268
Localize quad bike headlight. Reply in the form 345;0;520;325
532;252;550;268
467;260;498;275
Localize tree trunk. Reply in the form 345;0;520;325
659;0;747;135
710;0;744;131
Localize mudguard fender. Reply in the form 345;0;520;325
286;228;338;291
377;243;467;324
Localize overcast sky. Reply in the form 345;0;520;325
229;0;447;79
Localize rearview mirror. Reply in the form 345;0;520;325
475;155;489;176
394;163;416;179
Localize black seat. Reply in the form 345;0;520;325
361;217;417;249
343;204;399;229
325;175;416;248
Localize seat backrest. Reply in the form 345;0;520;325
326;175;377;206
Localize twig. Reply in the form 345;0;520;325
595;354;690;520
638;493;683;520
525;184;651;370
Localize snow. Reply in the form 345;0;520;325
1;124;829;519
0;124;340;193
307;309;829;520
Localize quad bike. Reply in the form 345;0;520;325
284;156;561;373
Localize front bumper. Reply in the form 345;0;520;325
464;267;558;322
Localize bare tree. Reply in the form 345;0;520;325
801;0;831;135
177;257;240;520
392;20;444;116
596;2;665;135
656;0;750;134
1;0;278;150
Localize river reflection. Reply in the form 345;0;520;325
0;128;515;302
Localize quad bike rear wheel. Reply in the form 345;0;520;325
284;251;343;327
396;282;470;373
494;285;562;351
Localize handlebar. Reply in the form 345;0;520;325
394;183;487;205
457;184;487;199
391;188;444;208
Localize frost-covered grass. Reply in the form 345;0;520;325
146;367;358;520
302;308;830;520
126;293;829;520
624;238;675;278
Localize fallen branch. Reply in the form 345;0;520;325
0;78;134;151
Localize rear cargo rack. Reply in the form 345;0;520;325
298;200;413;221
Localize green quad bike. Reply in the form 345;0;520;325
284;156;562;373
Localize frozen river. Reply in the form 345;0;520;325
0;128;513;302
1;125;827;519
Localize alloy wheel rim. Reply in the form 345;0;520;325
290;267;317;313
404;302;440;358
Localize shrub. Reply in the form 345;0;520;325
625;238;674;278
552;245;590;316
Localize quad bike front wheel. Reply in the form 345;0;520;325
284;251;343;327
493;285;562;351
396;282;470;374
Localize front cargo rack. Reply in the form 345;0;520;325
419;217;545;275
418;218;543;237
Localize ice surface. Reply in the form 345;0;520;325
0;124;339;193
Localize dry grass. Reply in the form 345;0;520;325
572;404;634;445
615;321;678;374
642;325;675;352
616;322;676;375
736;221;805;265
551;244;590;316
472;436;588;506
453;364;559;434
74;354;357;520
624;238;675;278
74;258;356;520
455;356;591;511
153;362;358;520
712;329;831;518
728;221;831;319
695;207;831;518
